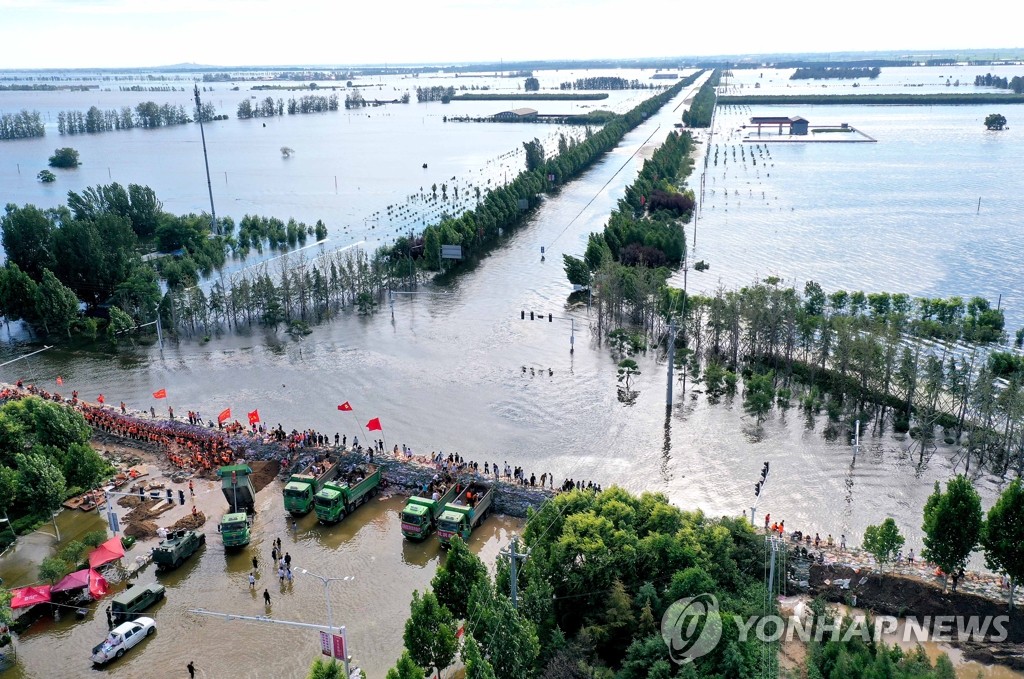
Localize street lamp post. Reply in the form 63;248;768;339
300;569;354;676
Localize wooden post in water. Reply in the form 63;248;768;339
977;197;982;214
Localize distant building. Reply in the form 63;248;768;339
748;116;810;135
494;108;538;121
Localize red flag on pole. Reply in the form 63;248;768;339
97;394;105;404
152;389;167;399
337;402;353;412
218;408;231;424
247;409;260;425
366;417;382;432
56;376;63;386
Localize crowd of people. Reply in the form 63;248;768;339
1;380;604;496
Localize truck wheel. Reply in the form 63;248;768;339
173;558;181;569
115;649;124;659
199;534;206;545
147;626;156;636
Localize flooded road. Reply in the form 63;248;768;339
1;72;1021;676
1;485;520;678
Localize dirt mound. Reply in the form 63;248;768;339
118;495;143;509
810;564;1024;669
248;460;280;494
167;512;206;531
124;520;158;540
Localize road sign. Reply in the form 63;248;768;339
333;633;346;659
441;245;462;260
320;631;332;656
517;198;529;210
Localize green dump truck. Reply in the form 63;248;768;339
152;529;205;571
401;482;461;541
218;512;251;548
283;456;342;516
437;482;493;546
314;464;381;524
217;465;255;547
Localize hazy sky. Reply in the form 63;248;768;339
1;0;1020;69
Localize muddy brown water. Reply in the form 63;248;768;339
0;482;520;678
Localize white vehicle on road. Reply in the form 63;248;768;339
91;616;156;665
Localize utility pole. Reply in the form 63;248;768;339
666;320;676;406
194;85;218;234
500;536;529;609
750;460;770;526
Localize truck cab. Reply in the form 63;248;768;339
314;484;345;523
437;507;470;544
284;479;315;514
401;500;432;540
219;511;251;548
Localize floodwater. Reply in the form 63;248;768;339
0;487;520;678
2;66;1024;675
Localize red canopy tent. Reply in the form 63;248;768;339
51;569;90;594
89;568;109;599
10;585;52;609
88;537;125;569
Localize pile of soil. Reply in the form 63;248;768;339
810;563;1024;669
248;460;280;494
167;512;206;531
124;520;158;540
117;495;144;509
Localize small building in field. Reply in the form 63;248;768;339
494;108;538;121
748;115;810;135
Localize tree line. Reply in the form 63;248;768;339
366;485;963;679
682;70;720;127
559;77;659;90
56;101;220;135
974;73;1024;94
790;66;882;80
418;72;703;273
416;86;456;103
0;110;45;140
0;183;336;340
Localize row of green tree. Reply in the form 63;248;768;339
287;94;340;114
681;71;720;127
974;73;1024;93
0;110;45;140
863;474;1024;612
237;97;285;118
0;397;111;544
371;485;964;679
416;73;702;272
564;129;694;287
0;183;334;339
56;101;215;135
559;77;658;90
790;66;881;80
416;86;456;103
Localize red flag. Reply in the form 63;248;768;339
247;409;260;425
456;625;465;639
56;376;63;386
337;402;353;412
366;417;382;432
97;394;105;404
218;408;231;424
152;389;167;399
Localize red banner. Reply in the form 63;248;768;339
152;389;167;399
218;408;231;423
247;410;260;425
332;633;346;660
366;417;382;432
337;402;353;412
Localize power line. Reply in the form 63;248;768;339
547;124;662;250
